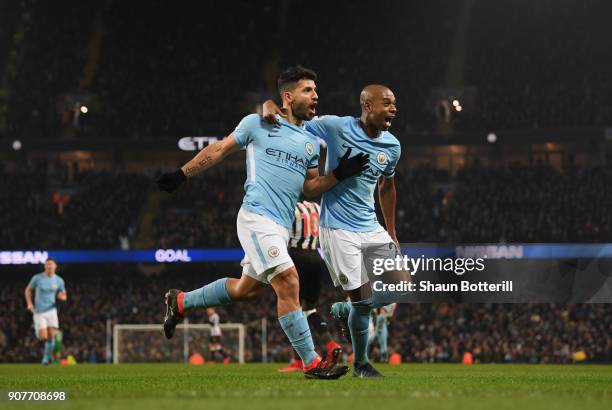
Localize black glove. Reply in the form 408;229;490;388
157;169;187;193
332;147;370;181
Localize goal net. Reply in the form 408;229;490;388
113;322;245;364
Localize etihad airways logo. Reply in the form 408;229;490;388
178;137;219;151
265;148;309;169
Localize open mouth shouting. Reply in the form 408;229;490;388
308;102;317;116
384;115;395;128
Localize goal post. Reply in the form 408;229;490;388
112;322;245;364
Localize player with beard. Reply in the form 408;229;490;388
262;85;401;377
157;66;368;379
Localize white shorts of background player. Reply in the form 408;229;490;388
33;308;59;331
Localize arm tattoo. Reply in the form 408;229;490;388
185;156;213;177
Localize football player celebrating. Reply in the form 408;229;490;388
158;66;368;379
263;84;401;377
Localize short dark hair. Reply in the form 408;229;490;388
277;65;317;94
45;257;57;264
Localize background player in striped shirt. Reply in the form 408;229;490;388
24;258;67;366
206;307;228;363
278;201;342;373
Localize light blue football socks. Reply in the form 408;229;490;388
278;308;318;366
331;300;372;367
42;338;55;365
182;278;232;310
349;304;371;367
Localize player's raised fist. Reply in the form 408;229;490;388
156;169;187;193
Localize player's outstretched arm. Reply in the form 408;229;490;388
378;176;398;244
181;135;241;177
157;135;241;193
303;148;369;198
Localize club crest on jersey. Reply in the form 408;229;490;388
305;142;314;156
339;273;349;285
389;242;400;257
268;246;280;258
377;152;387;164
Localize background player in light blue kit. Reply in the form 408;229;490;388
263;84;401;377
369;303;396;362
156;66;367;379
24;258;67;366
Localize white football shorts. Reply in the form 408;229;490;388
236;207;294;284
33;308;59;330
319;225;397;291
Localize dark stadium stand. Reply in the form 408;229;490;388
2;0;611;139
0;166;149;249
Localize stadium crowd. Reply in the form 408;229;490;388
1;267;610;364
0;164;149;249
426;163;612;243
2;159;609;364
2;161;611;249
154;166;245;248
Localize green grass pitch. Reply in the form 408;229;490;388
1;364;611;410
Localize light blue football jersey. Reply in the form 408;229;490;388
233;114;320;228
28;273;65;313
305;115;401;232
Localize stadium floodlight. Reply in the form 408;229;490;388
80;106;89;114
487;132;497;143
452;99;460;107
12;140;22;151
456;105;463;112
112;322;245;364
